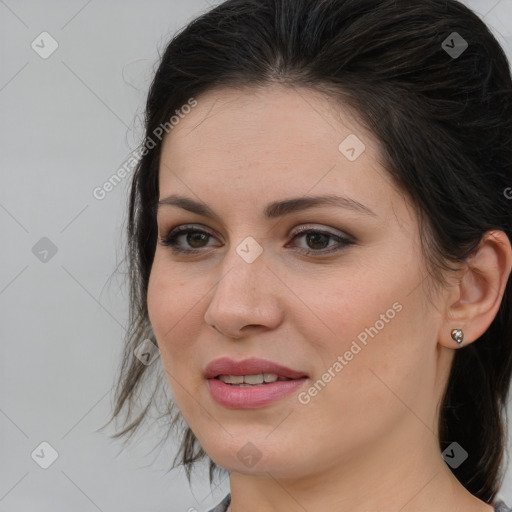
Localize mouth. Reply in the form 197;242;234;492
213;373;298;386
204;357;309;409
204;357;308;382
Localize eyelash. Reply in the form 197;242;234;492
158;224;354;256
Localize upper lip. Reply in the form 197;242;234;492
204;357;308;379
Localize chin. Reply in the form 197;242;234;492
207;447;309;479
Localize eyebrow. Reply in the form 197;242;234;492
157;194;376;220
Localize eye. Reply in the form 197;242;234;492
158;224;354;255
159;225;218;254
287;226;354;255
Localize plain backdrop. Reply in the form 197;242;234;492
1;1;511;510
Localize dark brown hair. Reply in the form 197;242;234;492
102;0;512;502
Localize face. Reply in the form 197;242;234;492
147;85;450;480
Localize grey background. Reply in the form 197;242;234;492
1;1;511;510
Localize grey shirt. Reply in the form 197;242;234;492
208;494;512;512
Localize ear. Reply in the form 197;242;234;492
439;230;512;349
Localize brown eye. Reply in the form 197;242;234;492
159;224;354;256
159;226;218;253
288;227;354;255
186;232;210;248
304;232;330;250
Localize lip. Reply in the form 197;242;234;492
203;357;308;380
207;378;308;409
204;357;309;409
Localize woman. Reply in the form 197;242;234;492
105;0;512;510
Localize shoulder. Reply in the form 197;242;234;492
205;496;511;512
207;493;231;512
494;501;512;512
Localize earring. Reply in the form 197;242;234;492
451;329;464;345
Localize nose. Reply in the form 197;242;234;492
203;246;284;339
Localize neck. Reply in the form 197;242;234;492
225;426;493;512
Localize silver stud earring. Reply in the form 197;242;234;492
451;329;464;345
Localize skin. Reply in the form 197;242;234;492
146;84;511;512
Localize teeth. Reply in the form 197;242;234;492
218;373;282;385
244;374;264;384
221;375;244;384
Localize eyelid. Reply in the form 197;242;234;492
159;222;352;240
159;222;355;256
159;223;219;239
289;224;353;240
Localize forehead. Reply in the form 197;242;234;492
161;85;377;161
157;85;403;224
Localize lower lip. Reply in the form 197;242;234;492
207;377;308;409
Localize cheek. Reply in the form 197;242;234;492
300;261;432;404
299;266;403;354
147;259;207;415
326;317;435;443
147;257;192;362
147;261;169;337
